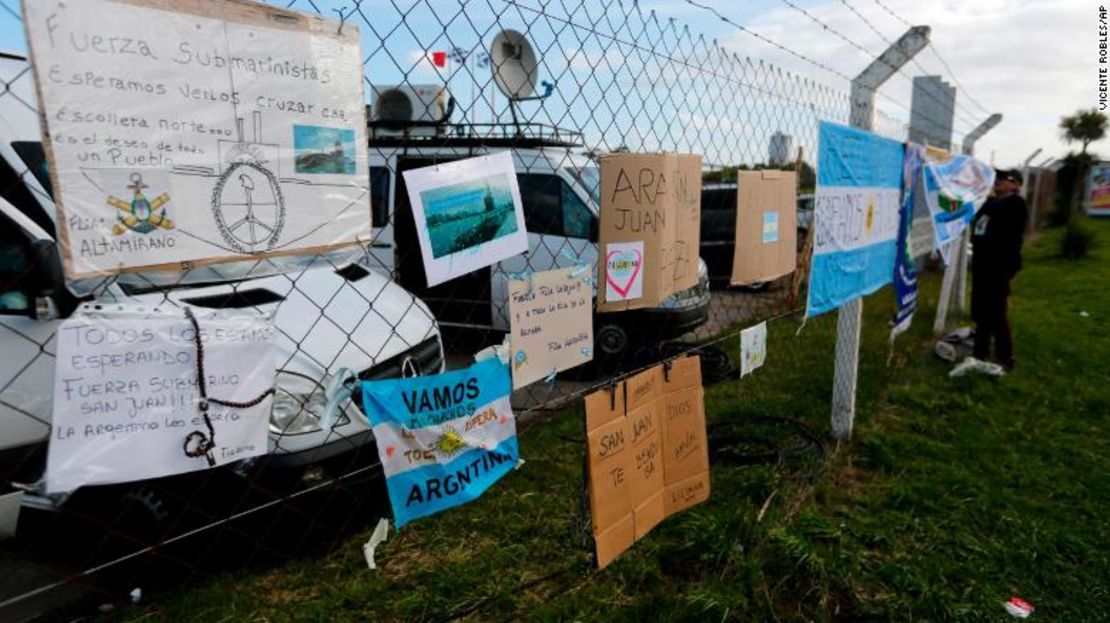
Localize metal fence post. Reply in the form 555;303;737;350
832;26;929;440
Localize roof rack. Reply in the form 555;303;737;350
367;122;584;149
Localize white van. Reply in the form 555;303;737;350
364;124;711;363
0;52;443;526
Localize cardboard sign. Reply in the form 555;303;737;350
807;122;904;318
402;152;529;287
23;0;371;279
731;170;797;286
508;267;594;389
47;310;276;494
671;154;703;292
360;358;519;528
740;321;768;376
597;153;701;312
585;355;709;569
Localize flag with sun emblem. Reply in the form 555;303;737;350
806;121;905;317
360;358;519;528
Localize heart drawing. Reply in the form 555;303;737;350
606;248;642;299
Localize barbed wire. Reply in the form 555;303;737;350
867;0;994;116
837;0;983;136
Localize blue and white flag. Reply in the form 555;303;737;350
922;153;995;264
361;358;519;528
807;121;905;317
891;145;923;341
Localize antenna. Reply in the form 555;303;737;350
489;29;555;134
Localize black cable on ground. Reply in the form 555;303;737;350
707;415;826;469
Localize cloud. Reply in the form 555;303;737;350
661;0;1090;165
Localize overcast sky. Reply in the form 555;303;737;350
638;0;1091;167
0;0;1091;167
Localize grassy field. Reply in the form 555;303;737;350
109;219;1109;621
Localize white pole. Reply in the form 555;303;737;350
832;26;930;440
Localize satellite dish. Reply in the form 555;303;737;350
490;29;538;99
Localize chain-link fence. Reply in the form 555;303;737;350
0;0;984;618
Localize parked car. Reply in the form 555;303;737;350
364;123;711;366
0;52;444;534
699;182;814;287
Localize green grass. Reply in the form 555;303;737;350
113;220;1110;621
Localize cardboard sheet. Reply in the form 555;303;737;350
731;170;797;286
597;153;701;311
585;356;709;569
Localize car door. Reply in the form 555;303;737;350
493;171;597;330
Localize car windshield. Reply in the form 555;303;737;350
568;165;600;206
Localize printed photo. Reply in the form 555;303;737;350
293;125;357;174
402;151;529;287
420;173;519;259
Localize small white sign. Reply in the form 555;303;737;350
740;321;768;377
47;311;277;493
402;152;529;287
604;241;644;302
762;211;780;244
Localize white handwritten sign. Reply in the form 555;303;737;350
508;267;593;389
740;321;767;377
23;0;370;278
46;310;276;494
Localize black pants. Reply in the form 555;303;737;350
971;272;1014;365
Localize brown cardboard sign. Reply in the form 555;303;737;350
584;356;709;569
671;154;703;292
597;153;702;312
731;170;798;286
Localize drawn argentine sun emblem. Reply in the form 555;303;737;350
106;172;173;235
865;197;876;236
434;427;468;457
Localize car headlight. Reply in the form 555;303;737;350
270;370;348;435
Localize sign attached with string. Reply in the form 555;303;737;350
584;355;709;569
46;307;276;494
22;0;371;279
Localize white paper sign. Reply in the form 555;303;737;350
740;321;767;377
47;311;277;493
23;0;371;278
402;152;528;287
604;241;644;302
508;267;594;389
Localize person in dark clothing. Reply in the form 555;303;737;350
970;168;1028;369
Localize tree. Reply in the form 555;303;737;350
1060;109;1108;155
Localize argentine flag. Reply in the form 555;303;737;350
361;358;519;528
807;121;906;317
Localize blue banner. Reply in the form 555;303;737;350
891;145;922;341
361;358;519;528
807;122;905;317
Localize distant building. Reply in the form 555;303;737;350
768;132;792;166
909;76;956;151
